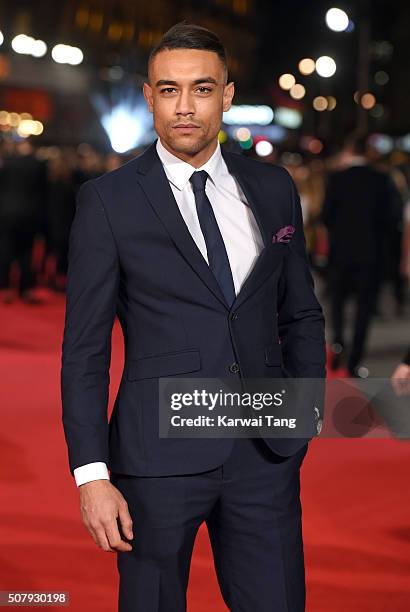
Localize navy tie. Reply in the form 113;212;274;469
189;170;236;306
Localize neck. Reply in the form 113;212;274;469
159;138;218;168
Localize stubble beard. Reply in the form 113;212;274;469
163;125;214;157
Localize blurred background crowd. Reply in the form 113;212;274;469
0;0;409;379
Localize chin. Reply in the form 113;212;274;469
169;136;205;155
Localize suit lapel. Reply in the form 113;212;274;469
135;140;283;311
221;149;284;310
135;141;229;308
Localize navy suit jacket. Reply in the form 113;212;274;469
61;140;326;477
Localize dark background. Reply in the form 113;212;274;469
0;0;409;150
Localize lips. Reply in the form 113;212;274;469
173;124;200;129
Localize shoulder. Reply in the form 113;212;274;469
76;153;143;207
227;149;290;177
93;155;142;191
224;150;294;194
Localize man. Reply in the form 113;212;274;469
321;135;402;377
0;139;47;303
61;22;326;611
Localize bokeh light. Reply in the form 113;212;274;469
51;44;83;65
313;96;328;111
239;138;253;150
374;71;389;86
289;84;306;100
307;138;323;154
278;73;296;90
274;107;302;129
11;34;47;57
361;93;376;110
218;130;228;143
235;127;252;141
298;58;315;75
368;133;394;154
31;40;47;58
17;120;44;137
325;8;349;32
223;105;274;126
315;56;337;78
93;91;153;153
255;140;274;157
327;96;337;111
370;104;384;118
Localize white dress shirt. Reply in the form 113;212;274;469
73;137;264;486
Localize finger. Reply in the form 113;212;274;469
118;503;134;540
105;520;132;552
86;525;100;547
93;525;117;552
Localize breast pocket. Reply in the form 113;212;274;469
126;348;201;381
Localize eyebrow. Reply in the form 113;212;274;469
155;77;218;87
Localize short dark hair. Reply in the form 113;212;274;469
148;21;228;82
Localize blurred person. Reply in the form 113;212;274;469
321;134;403;377
105;152;123;172
72;143;105;192
365;156;407;317
61;22;325;612
0;138;47;303
0;139;17;160
45;149;76;290
382;165;407;316
292;161;326;262
399;180;410;284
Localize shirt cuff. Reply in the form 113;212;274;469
73;462;110;487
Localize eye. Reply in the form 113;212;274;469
160;87;177;94
196;86;212;94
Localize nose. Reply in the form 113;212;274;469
175;89;195;117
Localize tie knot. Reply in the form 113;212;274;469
189;170;208;192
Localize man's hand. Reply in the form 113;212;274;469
79;480;133;552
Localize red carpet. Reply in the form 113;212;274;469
1;291;409;611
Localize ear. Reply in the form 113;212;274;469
222;81;235;112
143;81;154;113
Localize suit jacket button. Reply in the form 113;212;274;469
229;362;240;374
230;312;238;320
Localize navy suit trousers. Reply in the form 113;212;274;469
111;436;309;612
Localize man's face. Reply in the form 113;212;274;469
143;48;234;157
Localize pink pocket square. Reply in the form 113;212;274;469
272;224;295;243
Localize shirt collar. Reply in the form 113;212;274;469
156;137;224;191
